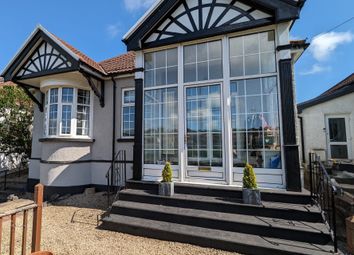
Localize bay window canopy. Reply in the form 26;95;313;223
1;25;106;111
123;0;305;51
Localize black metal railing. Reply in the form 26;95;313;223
105;150;127;208
309;152;338;253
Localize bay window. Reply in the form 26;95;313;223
44;87;92;138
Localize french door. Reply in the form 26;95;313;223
184;83;225;181
326;115;351;159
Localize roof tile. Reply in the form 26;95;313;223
99;52;136;74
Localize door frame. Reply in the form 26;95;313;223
325;114;352;160
183;82;227;183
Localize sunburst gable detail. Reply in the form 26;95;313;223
16;41;73;78
144;0;272;44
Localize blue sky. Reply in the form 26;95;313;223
0;0;353;103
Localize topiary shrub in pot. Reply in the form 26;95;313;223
159;162;174;196
242;163;261;205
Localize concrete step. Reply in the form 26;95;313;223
126;180;312;204
335;177;354;185
101;214;334;255
112;200;331;244
339;183;354;195
119;189;323;222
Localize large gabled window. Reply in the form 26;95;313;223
44;87;92;138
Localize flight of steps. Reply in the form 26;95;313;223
101;180;334;255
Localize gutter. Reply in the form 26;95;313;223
298;116;306;164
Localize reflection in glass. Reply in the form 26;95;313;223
186;85;223;167
231;77;281;169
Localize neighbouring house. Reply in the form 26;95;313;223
1;0;308;194
298;73;354;163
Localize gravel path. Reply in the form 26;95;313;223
0;192;239;255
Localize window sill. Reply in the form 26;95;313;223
39;137;95;143
117;138;135;143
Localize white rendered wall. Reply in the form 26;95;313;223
300;93;354;162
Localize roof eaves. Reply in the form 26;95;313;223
298;84;354;113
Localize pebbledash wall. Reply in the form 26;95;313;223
28;76;135;194
299;93;354;163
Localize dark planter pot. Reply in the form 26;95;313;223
242;188;261;205
159;182;174;196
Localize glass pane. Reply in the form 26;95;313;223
50;88;58;104
230;56;244;77
265;151;281;169
124;90;135;104
248;150;264;168
144;70;154;88
209;59;223;80
331;145;348;159
231;77;281;169
245;55;260;75
62;88;73;103
246;79;261;95
230;37;243;57
197;62;208;81
155;51;166;68
197;43;208;62
262;77;277;94
144;87;178;165
247;96;262;113
329;118;347;142
184;45;196;64
244;34;259;55
155;68;166;86
167;66;178;84
48;104;58;136
209;41;222;59
167;48;178;66
233;150;247;167
260;31;275;52
184;63;197;83
186;84;222;167
144;53;154;70
78;90;90;105
261;52;276;74
77;105;90;136
61;105;72;134
230;80;245;96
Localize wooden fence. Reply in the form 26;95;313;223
0;184;43;255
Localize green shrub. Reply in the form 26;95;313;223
243;163;258;189
162;162;173;182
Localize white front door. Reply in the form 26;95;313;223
184;83;225;182
326;115;351;159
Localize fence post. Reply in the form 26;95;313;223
31;184;44;252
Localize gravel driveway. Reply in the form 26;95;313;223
1;192;239;255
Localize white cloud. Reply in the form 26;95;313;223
300;64;331;76
310;31;353;61
106;24;120;38
124;0;156;12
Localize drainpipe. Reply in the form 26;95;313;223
298;116;306;164
111;77;117;165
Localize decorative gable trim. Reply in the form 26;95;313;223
123;0;302;51
144;0;272;45
16;41;75;80
2;27;79;82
